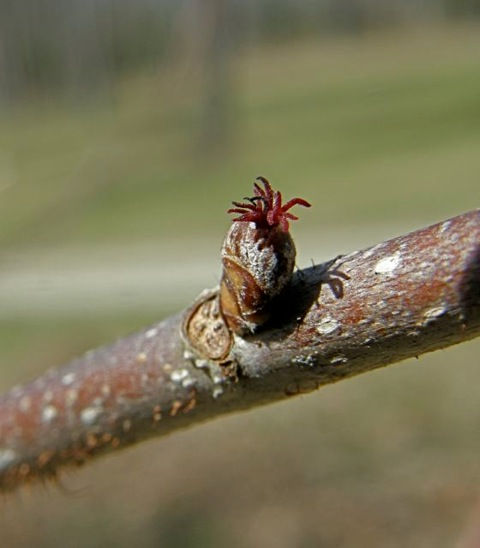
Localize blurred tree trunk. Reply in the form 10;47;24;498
60;0;113;101
172;0;238;154
201;0;234;151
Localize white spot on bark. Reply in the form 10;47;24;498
170;369;189;382
62;373;76;386
80;407;102;425
212;373;224;385
316;318;340;335
0;448;16;468
194;359;209;369
183;349;194;360
101;384;111;396
374;253;401;275
42;405;58;423
212;386;223;398
439;220;451;234
422;306;447;325
330;355;347;365
145;328;158;339
292;355;316;366
182;377;196;388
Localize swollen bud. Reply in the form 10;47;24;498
220;176;310;335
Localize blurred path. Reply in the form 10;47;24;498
0;221;426;318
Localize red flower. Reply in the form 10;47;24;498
227;176;311;232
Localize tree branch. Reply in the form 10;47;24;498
1;209;479;492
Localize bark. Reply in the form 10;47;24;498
1;209;479;492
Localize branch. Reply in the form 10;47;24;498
1;210;479;492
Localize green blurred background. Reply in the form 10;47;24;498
1;1;480;546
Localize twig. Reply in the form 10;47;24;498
1;209;479;492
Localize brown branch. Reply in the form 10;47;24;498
1;210;480;492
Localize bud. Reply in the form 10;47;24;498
220;177;310;335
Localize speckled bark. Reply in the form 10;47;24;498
1;210;479;492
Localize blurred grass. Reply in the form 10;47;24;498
1;22;480;548
0;24;479;250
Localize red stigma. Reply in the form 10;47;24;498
227;176;311;232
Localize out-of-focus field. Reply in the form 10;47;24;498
1;23;480;547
